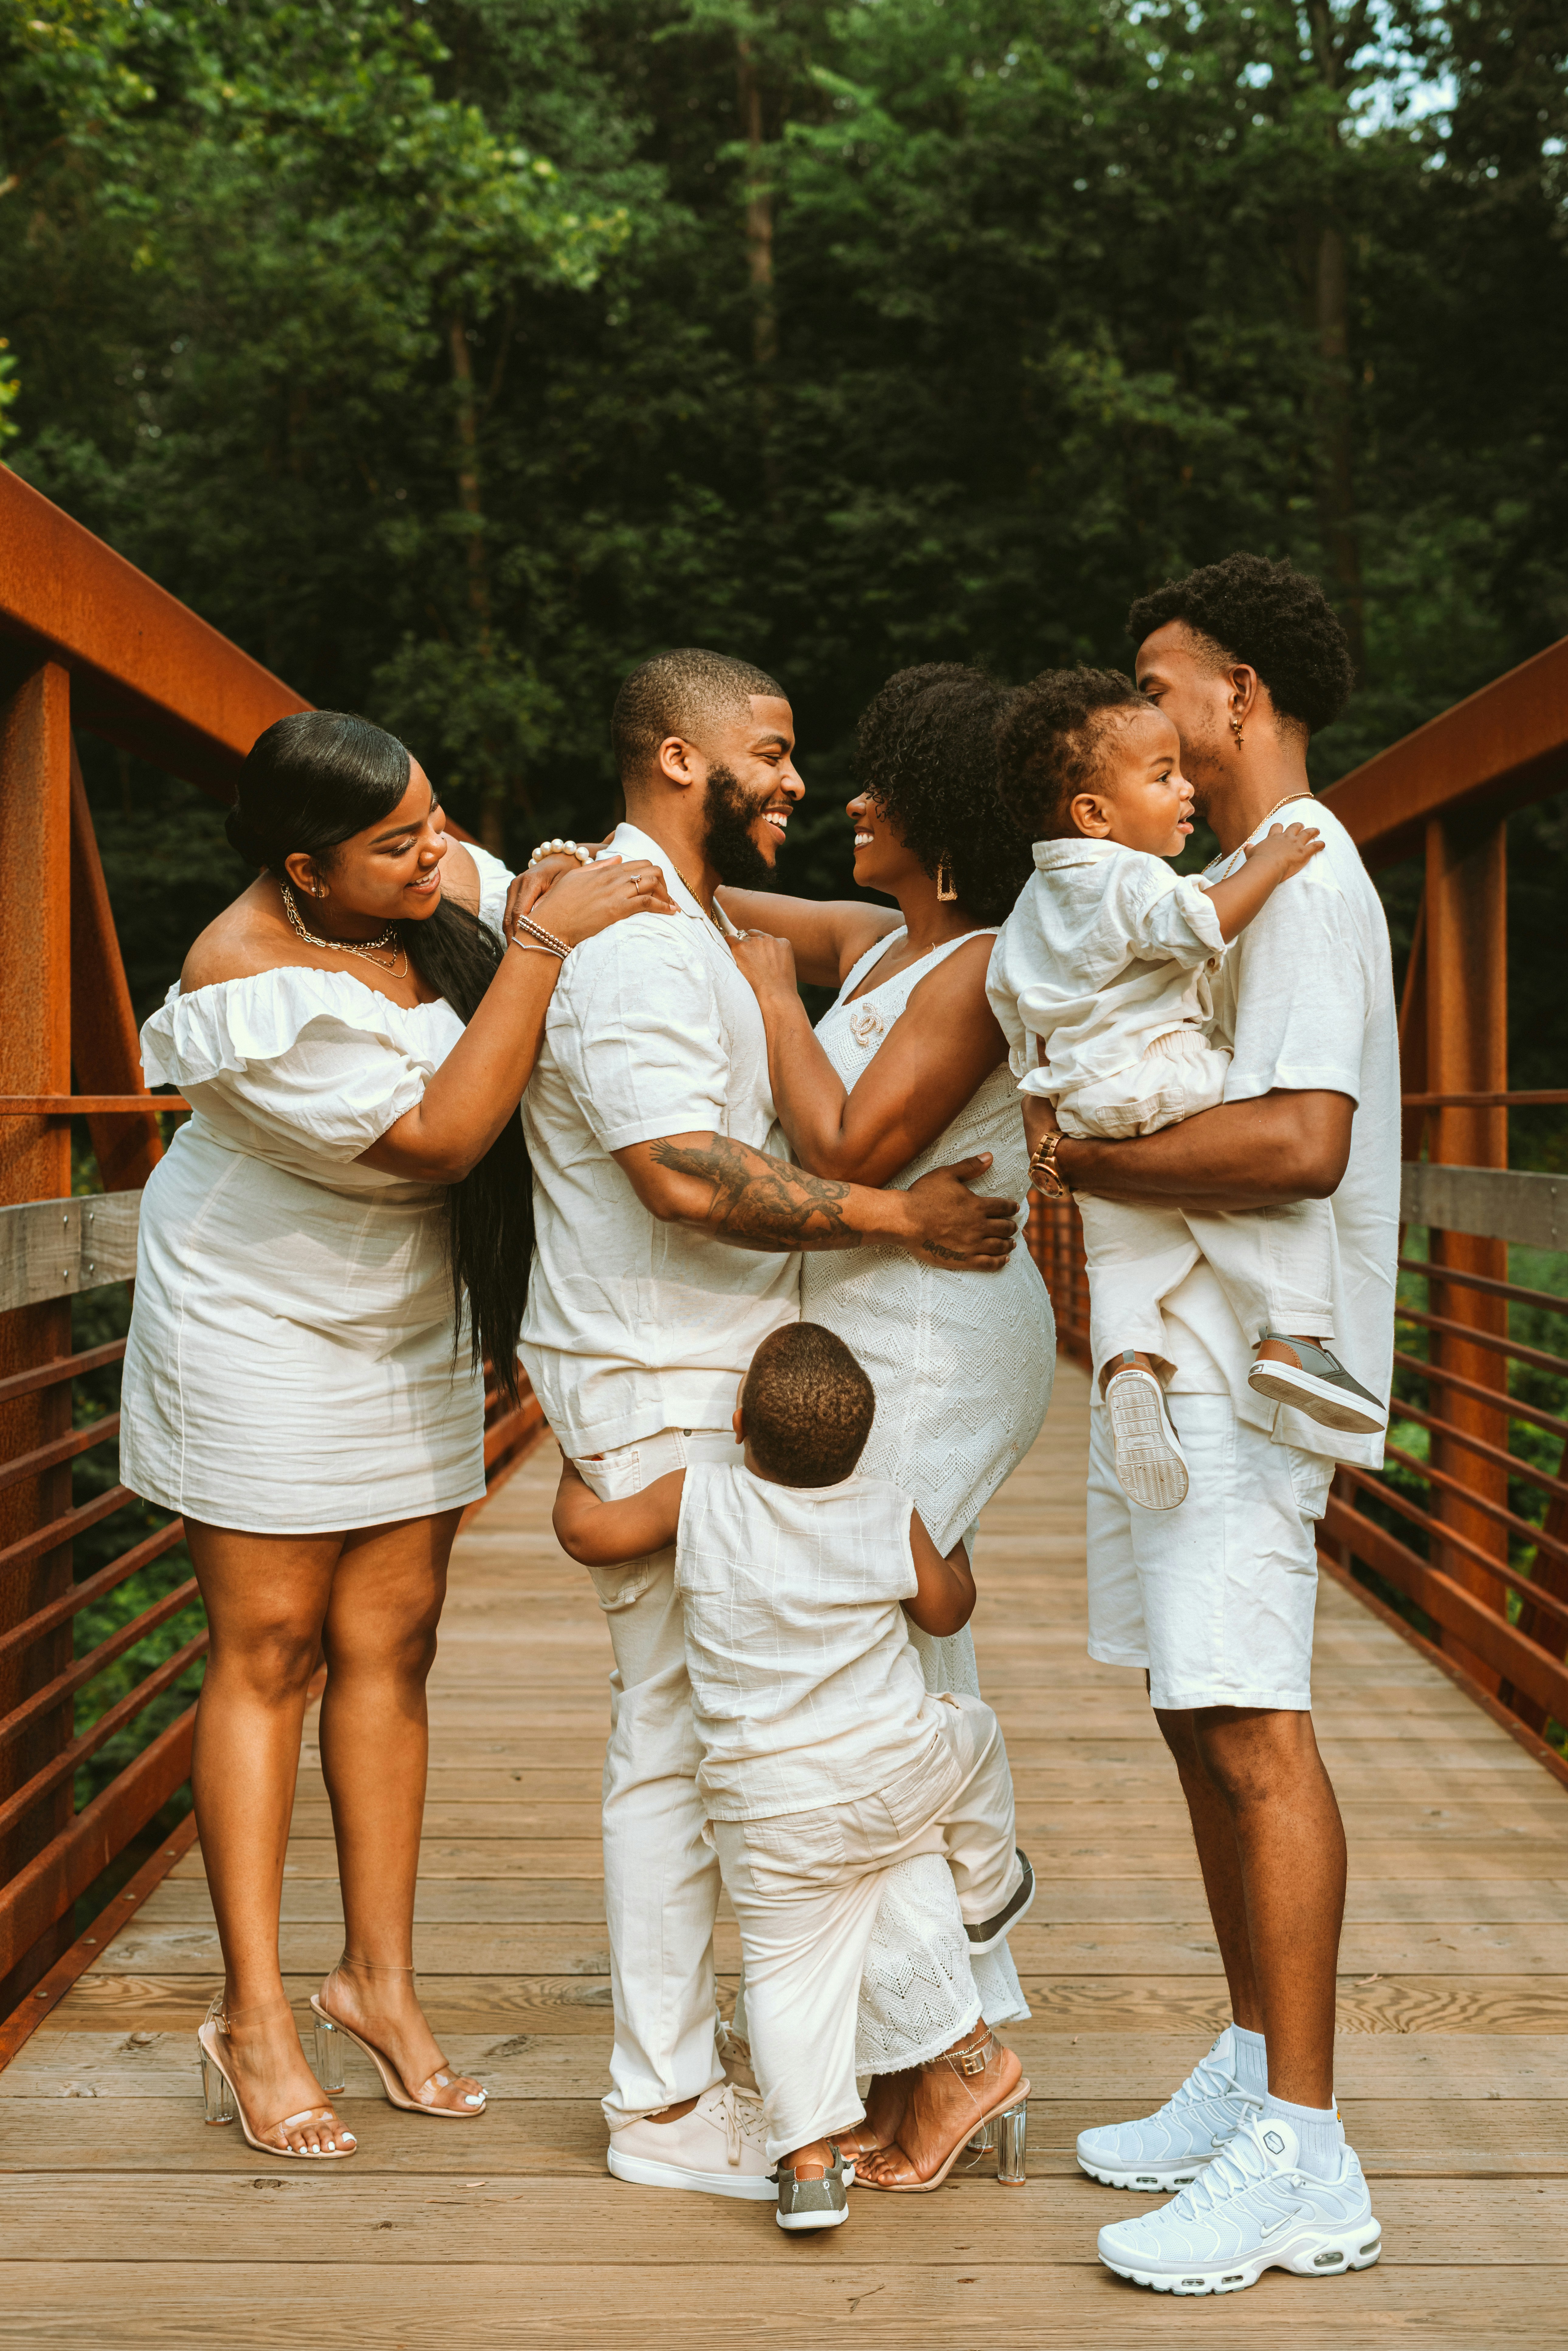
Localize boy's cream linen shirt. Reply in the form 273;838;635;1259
518;822;799;1459
674;1462;938;1820
986;837;1228;1116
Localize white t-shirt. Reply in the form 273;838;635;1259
986;837;1228;1112
1160;796;1399;1469
674;1462;940;1819
518;823;800;1456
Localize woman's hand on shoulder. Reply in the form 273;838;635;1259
504;856;677;950
729;929;799;1009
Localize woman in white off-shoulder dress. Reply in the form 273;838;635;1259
724;663;1055;2188
120;710;672;2163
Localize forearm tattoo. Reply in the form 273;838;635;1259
648;1134;861;1252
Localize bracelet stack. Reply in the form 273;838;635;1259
510;914;572;961
527;838;597;870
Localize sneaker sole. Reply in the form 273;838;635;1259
776;2202;849;2232
607;2145;778;2201
1099;2215;1382;2294
1077;2153;1208;2191
1246;1363;1386;1436
1106;1379;1188;1511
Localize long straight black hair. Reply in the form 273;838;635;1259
228;711;531;1401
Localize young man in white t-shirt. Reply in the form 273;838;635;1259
519;649;1022;2201
1024;558;1395;2296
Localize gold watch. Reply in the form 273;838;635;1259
1028;1130;1073;1200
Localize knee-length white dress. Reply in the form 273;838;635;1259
802;928;1056;2064
120;852;514;1536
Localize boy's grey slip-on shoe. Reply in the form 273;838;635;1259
774;2145;851;2232
1246;1335;1387;1436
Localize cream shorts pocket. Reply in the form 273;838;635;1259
872;1732;965;1842
742;1807;846;1888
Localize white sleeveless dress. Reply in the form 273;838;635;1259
120;850;514;1533
803;929;1056;2064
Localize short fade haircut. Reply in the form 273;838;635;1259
741;1323;876;1488
1126;553;1355;736
611;649;785;784
994;666;1150;838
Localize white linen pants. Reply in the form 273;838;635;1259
572;1425;743;2133
1059;1025;1335;1388
711;1690;1023;2162
1077;1195;1336;1392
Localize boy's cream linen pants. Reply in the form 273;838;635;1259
711;1690;1023;2162
572;1427;743;2134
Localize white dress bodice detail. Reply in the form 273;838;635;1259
801;928;1054;1554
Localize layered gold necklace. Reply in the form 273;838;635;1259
281;883;408;977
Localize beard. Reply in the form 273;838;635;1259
702;762;780;890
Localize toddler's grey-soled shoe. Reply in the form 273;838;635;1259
774;2143;851;2233
1246;1334;1387;1437
1104;1357;1189;1511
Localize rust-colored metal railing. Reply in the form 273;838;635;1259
0;471;545;2038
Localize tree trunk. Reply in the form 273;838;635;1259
448;314;507;855
735;36;778;477
1314;218;1366;679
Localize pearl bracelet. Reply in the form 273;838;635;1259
527;837;597;870
510;913;571;960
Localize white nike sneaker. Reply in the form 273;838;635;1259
607;2081;775;2201
1097;2110;1382;2296
1077;2026;1258;2191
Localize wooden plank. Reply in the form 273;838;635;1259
14;2092;1564;2179
68;749;165;1192
1;2262;1563;2351
1401;1163;1568;1250
0;1193;140;1311
8;2029;1566;2102
2;2172;1563;2268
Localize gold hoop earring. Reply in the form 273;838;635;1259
937;855;958;903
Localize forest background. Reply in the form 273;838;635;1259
2;0;1568;1830
2;0;1567;1067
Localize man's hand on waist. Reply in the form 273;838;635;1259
613;1132;1018;1263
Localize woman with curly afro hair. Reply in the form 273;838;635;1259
719;662;1054;2188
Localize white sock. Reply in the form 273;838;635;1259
1263;2089;1344;2177
1229;2023;1267;2097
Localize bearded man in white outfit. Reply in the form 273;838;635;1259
1025;556;1399;2297
519;648;1020;2198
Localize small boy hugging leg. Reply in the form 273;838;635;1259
554;1322;1032;2231
988;666;1387;1510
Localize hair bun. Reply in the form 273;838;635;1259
225;804;271;866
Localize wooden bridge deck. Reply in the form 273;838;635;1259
3;1358;1567;2346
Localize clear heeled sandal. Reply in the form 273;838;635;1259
196;1992;356;2159
310;1956;487;2117
854;2027;1028;2192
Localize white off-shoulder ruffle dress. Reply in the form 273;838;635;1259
119;851;514;1535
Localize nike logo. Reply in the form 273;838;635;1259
1259;2207;1306;2238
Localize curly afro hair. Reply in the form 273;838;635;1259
1126;554;1354;736
994;666;1151;838
742;1323;876;1488
854;664;1033;924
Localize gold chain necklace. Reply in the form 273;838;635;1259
670;860;726;935
280;882;408;976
